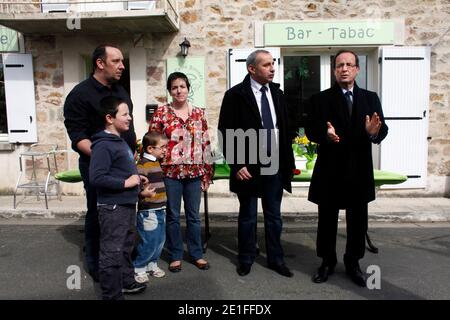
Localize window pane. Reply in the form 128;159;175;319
0;56;7;134
284;56;320;128
330;55;367;89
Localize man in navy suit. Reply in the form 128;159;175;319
218;50;295;277
305;50;388;287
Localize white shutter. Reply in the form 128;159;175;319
128;1;156;10
41;0;69;13
3;53;38;143
227;47;280;89
80;2;126;12
379;46;430;188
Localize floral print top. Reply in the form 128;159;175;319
148;103;214;183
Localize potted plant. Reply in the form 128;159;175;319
292;129;317;171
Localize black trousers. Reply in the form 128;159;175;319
237;173;285;266
79;158;99;276
316;203;368;267
98;204;136;300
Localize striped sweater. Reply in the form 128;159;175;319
137;154;167;210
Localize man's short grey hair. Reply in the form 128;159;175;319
246;49;271;68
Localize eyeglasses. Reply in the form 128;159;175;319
152;145;167;150
335;63;357;70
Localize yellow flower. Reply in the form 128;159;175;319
292;133;317;160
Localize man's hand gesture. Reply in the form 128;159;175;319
327;122;340;143
365;112;382;137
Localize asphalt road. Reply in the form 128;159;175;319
0;219;449;301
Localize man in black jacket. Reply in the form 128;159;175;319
64;45;136;282
305;50;388;287
218;50;295;277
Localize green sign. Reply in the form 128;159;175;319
0;26;18;52
264;21;394;46
166;57;205;108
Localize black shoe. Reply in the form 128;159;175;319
236;263;252;276
312;264;335;283
122;281;147;294
268;263;293;278
345;266;367;287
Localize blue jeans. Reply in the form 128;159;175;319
133;208;166;273
164;177;203;261
79;158;100;276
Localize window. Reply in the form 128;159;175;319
282;51;368;127
1;53;38;143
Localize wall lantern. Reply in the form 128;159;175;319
179;37;191;58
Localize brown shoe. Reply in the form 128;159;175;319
168;261;182;273
193;259;210;270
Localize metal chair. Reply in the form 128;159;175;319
13;143;62;209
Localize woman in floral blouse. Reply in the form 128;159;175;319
149;72;213;272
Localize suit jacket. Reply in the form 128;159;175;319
218;74;295;196
305;83;388;208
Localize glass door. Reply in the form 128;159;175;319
282;52;368;128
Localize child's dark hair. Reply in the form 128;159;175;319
98;96;127;124
142;131;167;157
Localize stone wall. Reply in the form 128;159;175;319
25;36;69;172
144;0;449;195
10;0;448;196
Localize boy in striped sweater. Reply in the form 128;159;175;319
133;131;168;283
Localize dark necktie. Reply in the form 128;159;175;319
345;91;353;118
260;86;274;153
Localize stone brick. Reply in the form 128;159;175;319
255;0;271;9
231;38;243;46
181;11;199;24
208;72;220;78
147;66;164;81
185;0;196;8
209;37;226;47
265;12;276;20
220;17;234;22
52;70;64;88
432;73;450;81
209;5;223;15
43;63;57;69
419;32;440;41
45;92;63;106
241;5;252;15
155;96;167;104
34;71;50;81
430;93;444;101
228;22;244;33
306;3;317;11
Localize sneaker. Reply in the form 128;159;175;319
134;272;149;284
148;266;166;278
122;281;147;294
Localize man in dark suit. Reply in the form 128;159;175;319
305;50;388;287
218;50;295;277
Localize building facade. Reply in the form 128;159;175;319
0;0;449;196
